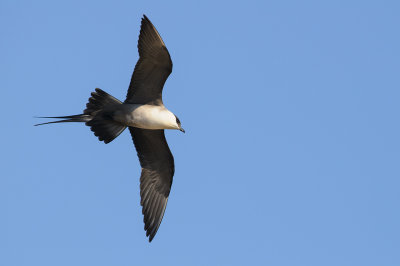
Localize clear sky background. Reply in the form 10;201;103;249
1;0;400;265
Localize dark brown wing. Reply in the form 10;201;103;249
125;15;173;105
129;127;174;242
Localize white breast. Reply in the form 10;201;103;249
114;104;177;130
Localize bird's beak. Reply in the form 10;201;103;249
179;127;185;133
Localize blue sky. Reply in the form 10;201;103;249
1;0;400;265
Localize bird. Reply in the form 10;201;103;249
35;15;184;242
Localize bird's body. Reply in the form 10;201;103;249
113;104;179;130
36;15;183;242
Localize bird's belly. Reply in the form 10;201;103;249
114;104;173;129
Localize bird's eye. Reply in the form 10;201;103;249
175;116;181;125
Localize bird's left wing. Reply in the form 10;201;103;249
125;15;172;105
129;127;174;242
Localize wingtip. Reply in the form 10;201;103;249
142;14;150;23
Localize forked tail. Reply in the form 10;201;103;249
34;114;91;126
35;88;127;144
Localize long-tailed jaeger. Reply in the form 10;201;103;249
35;15;184;242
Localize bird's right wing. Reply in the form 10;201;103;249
129;127;174;242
